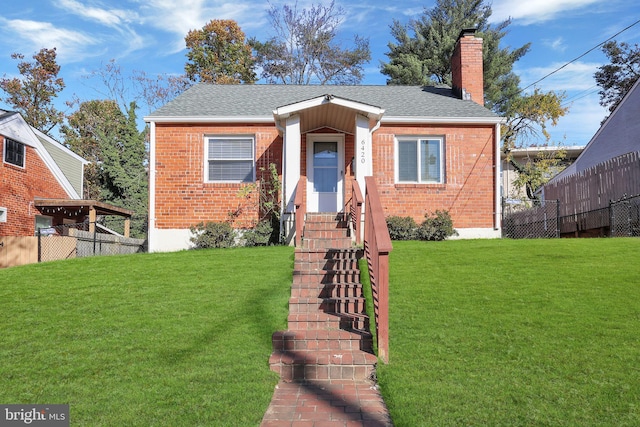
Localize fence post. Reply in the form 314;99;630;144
37;228;42;263
556;199;560;238
609;200;614;237
93;222;97;256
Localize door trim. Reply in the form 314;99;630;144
306;133;345;212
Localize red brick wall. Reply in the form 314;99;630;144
451;31;484;105
153;124;282;229
0;136;70;236
153;122;496;230
372;123;496;228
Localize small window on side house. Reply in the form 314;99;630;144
396;137;444;184
205;136;254;183
4;138;25;168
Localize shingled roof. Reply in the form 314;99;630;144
145;83;501;122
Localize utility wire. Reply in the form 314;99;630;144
521;17;640;93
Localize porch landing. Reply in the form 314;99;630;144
260;213;393;426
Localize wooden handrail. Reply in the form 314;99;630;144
350;180;364;245
363;176;392;363
294;177;305;247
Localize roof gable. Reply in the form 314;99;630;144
0;110;85;199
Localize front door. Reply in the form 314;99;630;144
307;135;344;212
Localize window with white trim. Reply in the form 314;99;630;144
4;138;25;168
205;136;255;183
396;137;444;183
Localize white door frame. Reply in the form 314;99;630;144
306;133;345;212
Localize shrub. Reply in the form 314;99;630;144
189;221;236;249
386;216;418;240
242;220;274;246
416;210;458;241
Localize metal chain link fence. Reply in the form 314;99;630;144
502;195;640;239
37;221;147;263
502;199;560;239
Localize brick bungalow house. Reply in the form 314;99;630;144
0;110;87;236
145;29;504;252
0;110;133;238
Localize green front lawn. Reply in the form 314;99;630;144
2;238;639;426
377;238;640;426
0;247;294;426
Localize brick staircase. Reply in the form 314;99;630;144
269;213;377;381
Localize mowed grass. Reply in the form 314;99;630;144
376;238;640;426
0;246;294;426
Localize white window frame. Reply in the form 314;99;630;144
204;135;255;183
395;136;444;184
3;137;25;168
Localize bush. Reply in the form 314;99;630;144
242;220;274;246
416;210;458;241
386;216;418;240
189;221;236;249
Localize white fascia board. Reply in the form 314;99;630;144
382;116;505;125
144;116;274;124
0;114;40;147
273;95;385;121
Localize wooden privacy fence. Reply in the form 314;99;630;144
0;224;146;268
503;151;640;238
544;151;640;217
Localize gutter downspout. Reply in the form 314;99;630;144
275;119;286;240
494;122;501;231
148;121;157;251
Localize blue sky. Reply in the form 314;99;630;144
0;0;638;146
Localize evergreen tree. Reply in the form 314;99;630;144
381;0;528;113
62;100;148;237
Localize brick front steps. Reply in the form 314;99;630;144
269;213;377;382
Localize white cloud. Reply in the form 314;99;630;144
135;0;267;54
490;0;601;25
55;0;139;27
0;18;100;63
544;37;567;53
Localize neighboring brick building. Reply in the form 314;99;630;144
145;29;504;252
0;110;87;236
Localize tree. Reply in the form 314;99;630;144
83;59;191;114
594;40;640;114
98;102;148;237
61;100;148;237
381;0;569;197
501;89;569;198
61;100;124;200
185;19;256;84
250;1;370;85
381;0;528;113
0;47;65;134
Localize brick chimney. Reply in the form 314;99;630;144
451;28;484;105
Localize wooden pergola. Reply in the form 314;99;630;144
34;198;135;237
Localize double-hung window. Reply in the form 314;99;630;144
4;138;25;168
396;137;444;184
205;136;254;183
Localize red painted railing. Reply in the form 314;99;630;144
363;177;393;363
294;177;305;247
350;180;364;245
